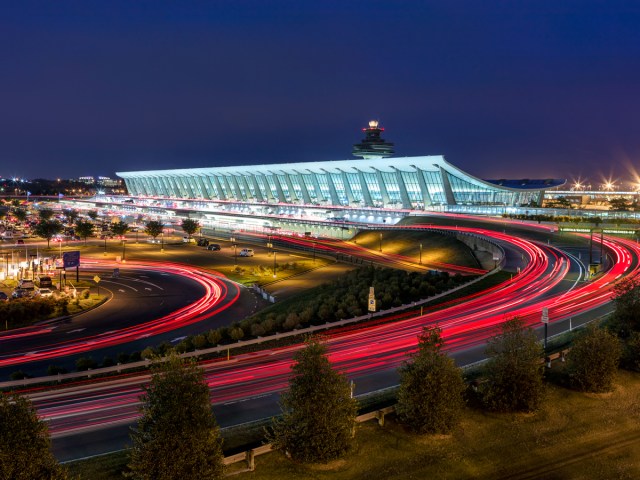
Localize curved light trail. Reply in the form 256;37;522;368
11;228;640;459
0;259;240;368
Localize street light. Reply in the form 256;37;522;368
273;250;277;278
419;243;423;265
379;232;382;252
161;232;164;253
103;236;107;256
122;239;126;262
233;244;237;266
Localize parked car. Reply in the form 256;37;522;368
38;276;53;288
36;288;54;298
182;236;195;244
0;292;8;301
12;289;31;299
207;243;221;251
18;280;35;291
239;248;254;257
197;238;209;247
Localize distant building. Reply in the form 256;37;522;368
116;121;563;210
97;176;122;188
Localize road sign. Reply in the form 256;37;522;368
93;275;101;284
541;307;549;324
368;298;376;312
63;250;80;269
369;286;375;299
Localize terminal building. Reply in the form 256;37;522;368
61;122;565;234
116;122;564;217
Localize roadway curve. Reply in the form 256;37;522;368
13;228;640;461
0;259;246;375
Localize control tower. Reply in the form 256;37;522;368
352;120;395;159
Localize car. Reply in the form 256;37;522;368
182;236;195;244
0;292;8;301
197;238;210;247
239;248;254;257
146;237;160;244
206;243;221;251
38;276;53;288
15;239;25;245
18;280;35;290
36;288;54;297
12;289;31;299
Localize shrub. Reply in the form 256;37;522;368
75;357;97;371
567;325;622;392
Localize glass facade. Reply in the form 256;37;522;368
118;156;559;210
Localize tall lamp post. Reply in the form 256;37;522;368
419;243;423;265
103;236;107;256
379;232;382;252
161;232;164;253
273;250;277;278
122;239;126;262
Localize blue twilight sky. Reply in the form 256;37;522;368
1;0;639;186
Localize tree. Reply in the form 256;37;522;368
128;354;224;480
74;219;94;245
12;208;27;222
87;210;98;221
111;220;130;237
181;218;200;240
567;325;621;392
0;393;70;480
144;220;164;241
34;220;63;248
611;277;640;337
38;208;55;221
609;197;631;212
396;326;465;434
621;331;640;372
482;318;545;412
270;336;358;463
62;208;79;225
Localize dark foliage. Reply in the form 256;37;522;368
396;327;465;434
270;337;358;463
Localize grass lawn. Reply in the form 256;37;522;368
352;230;481;269
68;370;640;479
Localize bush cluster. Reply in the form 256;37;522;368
0;297;69;329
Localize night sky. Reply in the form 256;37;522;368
2;1;640;186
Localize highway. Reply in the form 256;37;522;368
13;225;637;461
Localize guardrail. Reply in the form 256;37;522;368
223;406;396;474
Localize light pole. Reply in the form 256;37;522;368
161;232;164;253
312;241;316;264
233;244;237;266
122;239;126;262
379;232;382;252
103;236;107;256
419;243;423;265
273;250;277;278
